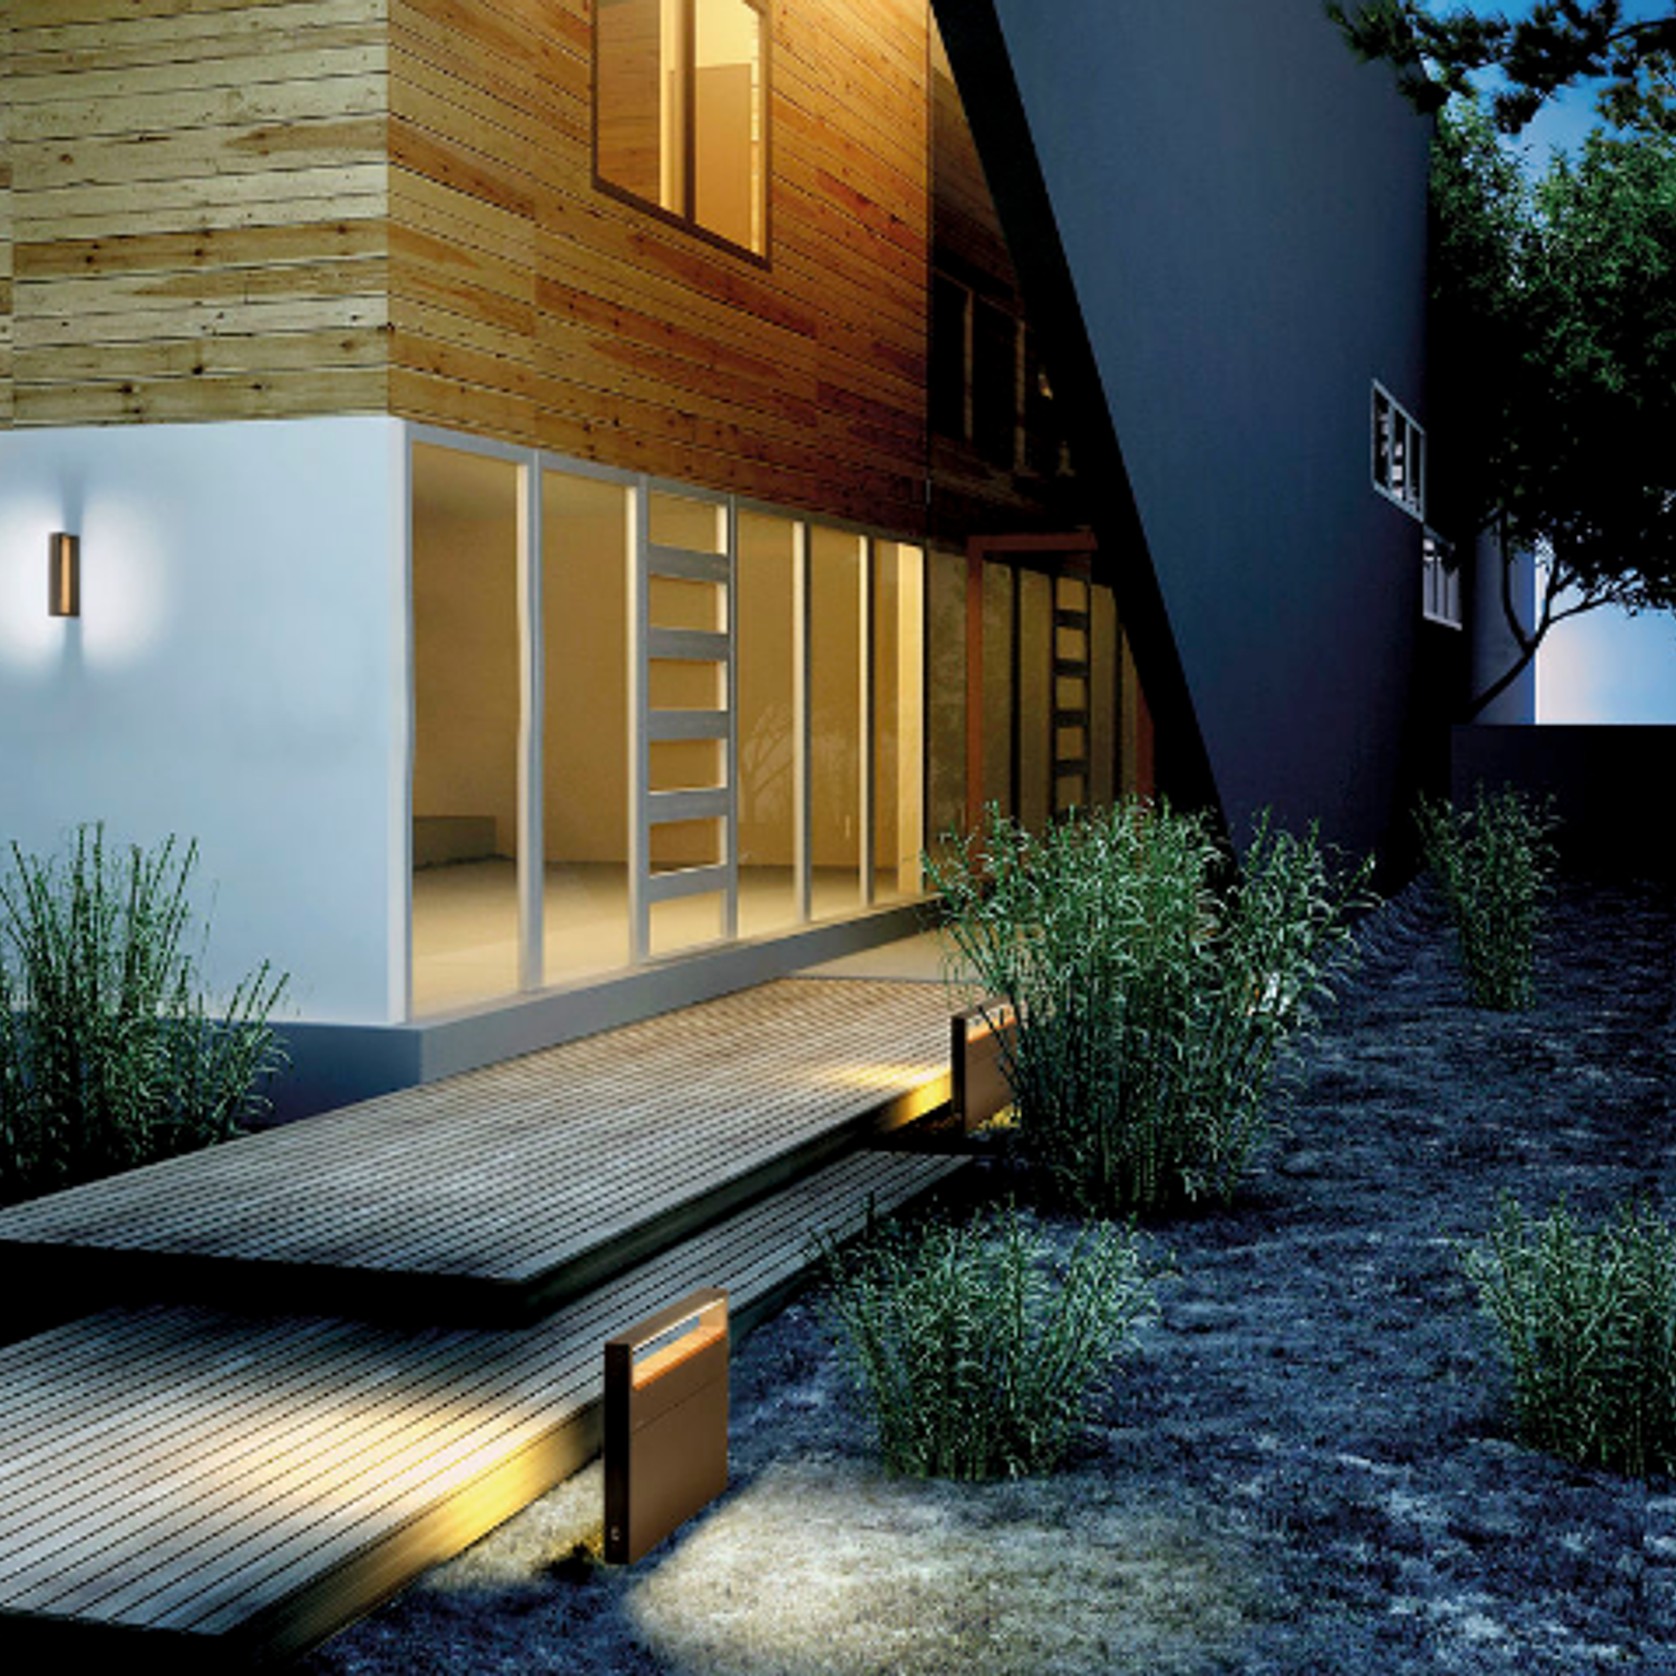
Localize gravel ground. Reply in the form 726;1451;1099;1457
304;876;1676;1675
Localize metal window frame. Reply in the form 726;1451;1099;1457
1371;378;1426;521
404;423;928;1019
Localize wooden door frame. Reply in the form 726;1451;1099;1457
964;532;1098;833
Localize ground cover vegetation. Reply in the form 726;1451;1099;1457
817;1203;1161;1480
1416;781;1559;1008
0;823;286;1202
924;800;1370;1215
309;872;1676;1674
1467;1193;1676;1477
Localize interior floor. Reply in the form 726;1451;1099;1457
412;860;930;1015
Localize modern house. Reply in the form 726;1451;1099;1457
0;0;1446;1117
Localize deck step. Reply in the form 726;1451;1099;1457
0;1146;969;1668
0;977;954;1326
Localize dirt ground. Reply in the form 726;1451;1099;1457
304;875;1676;1675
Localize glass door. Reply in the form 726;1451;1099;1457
632;486;738;959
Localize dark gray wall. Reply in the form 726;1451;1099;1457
1453;726;1676;879
976;0;1434;862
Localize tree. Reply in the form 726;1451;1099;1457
1329;1;1676;136
1428;99;1676;714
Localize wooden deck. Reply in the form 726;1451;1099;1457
0;973;970;1665
0;977;954;1325
0;1148;967;1667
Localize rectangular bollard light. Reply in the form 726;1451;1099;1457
604;1287;729;1565
951;1003;1017;1132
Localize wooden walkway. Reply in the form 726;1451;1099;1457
0;977;954;1325
0;975;970;1666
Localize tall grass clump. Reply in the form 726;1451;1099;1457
1465;1195;1676;1477
0;824;286;1203
927;800;1368;1214
1416;783;1557;1010
819;1204;1159;1479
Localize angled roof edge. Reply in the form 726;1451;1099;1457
931;0;1223;832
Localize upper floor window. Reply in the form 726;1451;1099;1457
1421;528;1462;627
595;0;767;257
1372;381;1425;519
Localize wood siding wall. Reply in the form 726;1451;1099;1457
5;0;929;538
4;0;391;426
386;0;930;537
927;18;1083;544
1;0;13;427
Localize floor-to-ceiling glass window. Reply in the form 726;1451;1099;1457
410;438;929;1017
543;468;632;983
980;560;1015;821
736;510;801;937
410;443;522;1014
871;542;925;903
808;525;865;918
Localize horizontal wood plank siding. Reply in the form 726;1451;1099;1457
6;0;932;529
1;0;13;426
927;15;1085;542
7;0;391;425
388;0;931;537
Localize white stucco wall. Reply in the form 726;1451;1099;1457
0;416;408;1025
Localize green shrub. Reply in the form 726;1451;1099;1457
1415;783;1557;1010
1464;1195;1676;1477
819;1204;1160;1479
0;824;287;1202
926;800;1368;1214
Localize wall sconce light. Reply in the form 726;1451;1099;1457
49;533;80;618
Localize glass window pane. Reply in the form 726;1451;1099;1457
1087;585;1120;803
1372;387;1391;486
650;738;724;793
650;489;726;552
597;0;685;215
737;512;800;937
543;468;632;985
809;525;863;918
972;300;1018;468
694;0;764;253
1017;568;1052;831
649;574;723;631
650;818;723;871
649;890;726;956
872;542;925;903
649;658;723;709
411;445;523;1014
930;276;969;440
924;548;967;854
980;561;1014;820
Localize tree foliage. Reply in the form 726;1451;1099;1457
1429;98;1676;712
1329;1;1676;136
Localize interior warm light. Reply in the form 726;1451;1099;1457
49;532;80;618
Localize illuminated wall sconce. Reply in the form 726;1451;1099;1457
49;533;81;618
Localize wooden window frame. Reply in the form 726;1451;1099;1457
592;0;772;266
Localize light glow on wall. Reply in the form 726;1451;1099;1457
0;492;167;669
0;497;70;671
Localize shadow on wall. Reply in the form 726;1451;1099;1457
1452;725;1676;880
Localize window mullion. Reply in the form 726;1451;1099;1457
682;0;698;225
